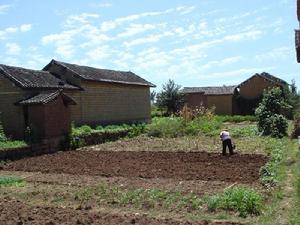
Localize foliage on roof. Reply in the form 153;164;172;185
45;59;156;87
0;64;79;90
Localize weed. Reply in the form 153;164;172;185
0;176;25;187
205;187;263;218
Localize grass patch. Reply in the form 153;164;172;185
75;182;204;211
215;115;257;123
0;176;25;187
0;140;27;149
206;187;263;218
259;138;288;188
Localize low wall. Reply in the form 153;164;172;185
0;143;55;161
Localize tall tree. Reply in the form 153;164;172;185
156;79;185;116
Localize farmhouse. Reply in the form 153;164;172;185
0;60;155;140
183;72;287;115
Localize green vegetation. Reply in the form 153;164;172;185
156;79;185;116
146;116;222;138
215;115;257;123
206;187;263;218
75;182;261;218
0;119;27;149
260;138;287;188
255;87;290;138
0;176;25;187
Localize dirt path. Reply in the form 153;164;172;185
1;151;268;184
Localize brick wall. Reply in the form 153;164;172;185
66;81;151;126
239;76;281;99
206;95;233;115
185;93;207;109
0;76;25;138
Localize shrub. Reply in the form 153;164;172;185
146;117;185;138
216;115;257;123
185;116;222;136
206;187;263;217
255;88;290;138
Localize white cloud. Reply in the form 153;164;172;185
20;24;32;32
0;24;32;40
65;13;100;27
204;67;275;79
100;6;195;32
124;32;173;47
90;2;112;8
202;56;242;70
223;30;262;42
117;24;156;38
86;45;112;61
55;44;74;59
255;47;292;62
5;43;21;55
0;4;11;14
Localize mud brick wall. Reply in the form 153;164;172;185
0;143;55;161
65;81;151;126
239;76;281;99
0;77;26;139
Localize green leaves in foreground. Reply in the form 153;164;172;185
206;187;263;218
0;176;25;187
75;183;262;218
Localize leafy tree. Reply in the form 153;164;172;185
255;87;290;138
283;79;300;119
156;79;185;116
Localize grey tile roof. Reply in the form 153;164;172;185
182;85;237;95
238;72;287;87
0;64;79;90
16;90;76;105
45;60;156;87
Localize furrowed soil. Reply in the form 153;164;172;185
2;151;267;184
0;200;243;225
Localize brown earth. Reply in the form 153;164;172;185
2;151;268;184
0;199;244;225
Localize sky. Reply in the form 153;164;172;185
0;0;299;91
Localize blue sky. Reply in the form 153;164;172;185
0;0;299;90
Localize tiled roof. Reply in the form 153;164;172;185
238;72;287;87
45;60;156;87
0;64;79;90
16;90;76;105
182;85;237;95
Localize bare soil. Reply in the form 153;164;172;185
2;151;268;184
0;199;244;225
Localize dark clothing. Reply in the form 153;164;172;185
222;139;233;155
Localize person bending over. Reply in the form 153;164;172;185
220;129;235;156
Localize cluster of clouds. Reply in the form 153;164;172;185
0;1;293;87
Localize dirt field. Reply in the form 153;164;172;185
0;148;268;224
0;199;245;225
2;151;267;184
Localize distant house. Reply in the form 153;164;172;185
183;72;287;115
182;86;237;115
0;60;155;140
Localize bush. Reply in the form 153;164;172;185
206;187;263;217
185;116;222;136
216;115;257;123
146;117;185;138
255;88;290;138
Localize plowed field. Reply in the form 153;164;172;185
2;151;268;184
